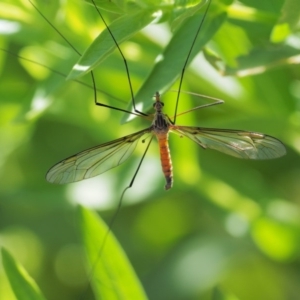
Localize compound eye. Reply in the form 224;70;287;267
161;102;164;106
153;103;156;108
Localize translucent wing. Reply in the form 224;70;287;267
171;126;286;159
46;128;151;184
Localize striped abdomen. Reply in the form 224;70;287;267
156;133;173;190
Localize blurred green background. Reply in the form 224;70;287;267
0;0;300;299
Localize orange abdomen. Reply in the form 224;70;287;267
157;134;173;190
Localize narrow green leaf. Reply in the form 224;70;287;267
1;248;47;300
224;45;300;77
170;0;207;31
78;206;148;300
122;10;227;122
68;9;158;80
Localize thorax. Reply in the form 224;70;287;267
152;111;170;135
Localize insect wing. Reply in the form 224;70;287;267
171;126;286;159
46;129;150;184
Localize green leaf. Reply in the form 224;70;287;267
68;8;158;80
210;21;252;68
84;0;125;14
271;0;300;43
78;206;148;300
224;45;300;77
170;0;207;30
1;248;47;300
122;9;227;122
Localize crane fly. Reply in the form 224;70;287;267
42;0;285;191
46;91;286;189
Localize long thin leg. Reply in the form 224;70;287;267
90;0;148;117
173;93;224;119
172;0;212;125
29;0;147;119
81;136;154;299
